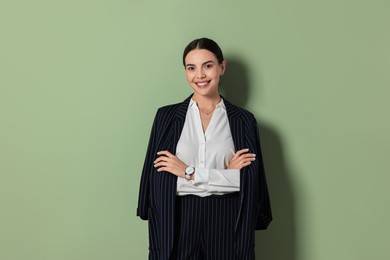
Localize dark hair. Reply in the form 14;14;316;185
182;38;225;66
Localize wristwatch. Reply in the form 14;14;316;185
185;166;195;180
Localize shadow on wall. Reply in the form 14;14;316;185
221;57;297;260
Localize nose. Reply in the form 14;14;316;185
196;68;206;79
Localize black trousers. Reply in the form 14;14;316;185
172;193;241;260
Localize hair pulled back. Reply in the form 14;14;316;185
182;38;225;66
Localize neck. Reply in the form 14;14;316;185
192;92;221;110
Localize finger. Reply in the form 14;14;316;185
157;150;173;157
157;166;178;176
232;149;243;159
235;148;250;157
156;166;167;172
246;156;257;163
238;153;256;160
154;161;168;168
154;156;169;164
230;150;245;161
236;161;252;169
244;161;252;166
239;156;256;164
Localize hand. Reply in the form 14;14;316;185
227;149;256;170
154;151;187;178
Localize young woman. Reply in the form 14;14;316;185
137;38;272;260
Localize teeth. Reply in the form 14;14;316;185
197;82;208;86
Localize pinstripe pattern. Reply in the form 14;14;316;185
173;194;240;260
137;95;272;260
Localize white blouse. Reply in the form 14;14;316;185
176;98;240;197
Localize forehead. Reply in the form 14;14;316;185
185;49;218;65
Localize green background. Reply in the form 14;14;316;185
1;0;389;259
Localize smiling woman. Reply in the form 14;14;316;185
136;38;272;260
184;49;226;112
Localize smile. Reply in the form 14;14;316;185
196;81;211;87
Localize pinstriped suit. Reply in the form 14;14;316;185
137;95;272;260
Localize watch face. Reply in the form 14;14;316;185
185;167;194;175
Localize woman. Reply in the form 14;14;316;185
137;38;272;260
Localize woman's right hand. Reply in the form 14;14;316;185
227;149;256;170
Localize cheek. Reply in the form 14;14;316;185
185;72;194;82
209;70;220;80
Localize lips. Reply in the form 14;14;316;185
195;80;211;88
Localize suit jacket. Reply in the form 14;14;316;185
137;95;272;260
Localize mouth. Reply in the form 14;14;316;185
195;80;211;88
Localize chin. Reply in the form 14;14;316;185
194;90;218;98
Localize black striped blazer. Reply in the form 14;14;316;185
137;95;272;259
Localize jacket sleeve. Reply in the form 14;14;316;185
253;119;273;230
136;110;160;220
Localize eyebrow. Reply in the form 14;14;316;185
185;60;215;67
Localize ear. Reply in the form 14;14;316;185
220;60;227;76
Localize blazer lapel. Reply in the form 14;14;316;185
154;95;191;153
224;98;244;150
171;95;191;153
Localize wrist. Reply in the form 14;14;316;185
184;166;195;180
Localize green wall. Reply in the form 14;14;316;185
1;0;389;259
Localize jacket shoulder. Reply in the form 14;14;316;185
224;98;257;124
154;96;190;120
156;102;182;114
239;107;256;120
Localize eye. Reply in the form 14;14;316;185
204;63;213;69
186;66;195;71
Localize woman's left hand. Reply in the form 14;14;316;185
154;151;187;178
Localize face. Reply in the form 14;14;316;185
184;49;226;99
